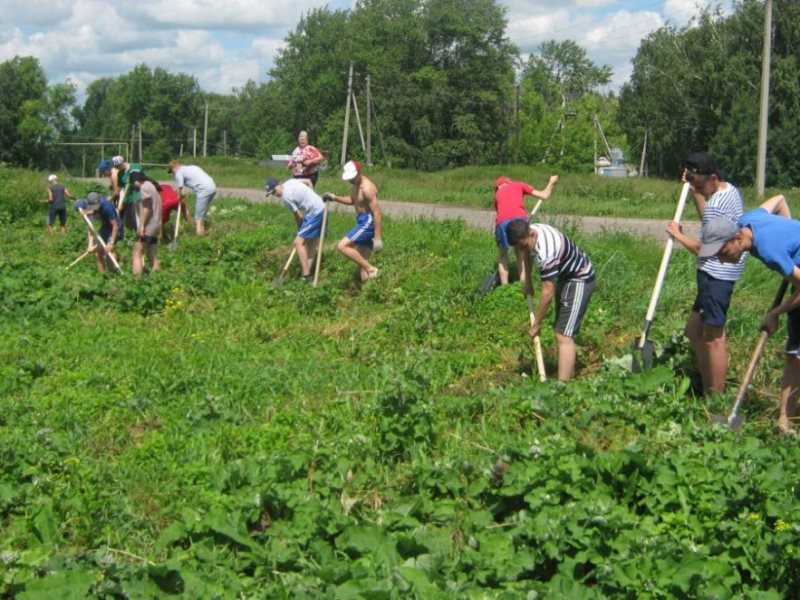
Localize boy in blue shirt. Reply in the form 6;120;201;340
700;194;799;431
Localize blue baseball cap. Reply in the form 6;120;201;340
265;178;280;195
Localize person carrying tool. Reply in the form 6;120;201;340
110;155;144;233
74;192;122;272
507;220;596;381
699;194;800;432
160;184;191;243
493;174;558;285
266;177;325;283
665;152;745;396
128;172;162;276
168;160;217;237
322;160;382;282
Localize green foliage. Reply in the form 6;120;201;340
619;0;800;186
2;185;800;596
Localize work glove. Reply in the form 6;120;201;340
373;239;383;252
322;192;336;203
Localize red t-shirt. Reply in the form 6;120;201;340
160;185;180;222
494;181;535;224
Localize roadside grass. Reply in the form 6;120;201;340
2;195;799;596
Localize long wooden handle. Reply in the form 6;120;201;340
312;203;329;288
79;209;122;274
638;182;691;348
526;294;546;382
281;248;297;275
65;250;91;270
173;199;182;241
727;279;790;424
530;198;543;218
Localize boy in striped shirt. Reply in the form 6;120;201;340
507;220;596;381
666;152;746;395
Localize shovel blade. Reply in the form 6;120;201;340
479;270;499;294
710;413;744;431
631;340;654;373
271;273;286;287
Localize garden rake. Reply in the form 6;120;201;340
711;279;789;431
632;182;690;372
78;209;122;275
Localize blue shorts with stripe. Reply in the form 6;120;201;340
346;212;374;247
297;210;324;239
495;217;528;249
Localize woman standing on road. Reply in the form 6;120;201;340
288;131;324;188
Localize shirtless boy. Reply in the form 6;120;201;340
323;160;383;281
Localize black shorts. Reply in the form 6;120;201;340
48;206;66;226
555;277;596;338
136;234;158;245
691;270;735;327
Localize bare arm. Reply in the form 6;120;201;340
368;192;382;240
535;279;556;329
690;188;707;218
47;187;53;203
529;175;559;201
760;194;790;218
665;222;701;255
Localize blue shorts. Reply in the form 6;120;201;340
495;218;528;249
786;301;800;357
297;210;324;239
346;212;374;247
691;270;736;327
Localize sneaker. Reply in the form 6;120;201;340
300;275;311;283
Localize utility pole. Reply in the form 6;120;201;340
352;92;367;156
756;0;773;197
366;74;372;166
514;84;520;163
138;122;143;162
203;101;209;158
341;63;354;166
639;129;648;178
223;130;227;156
193;128;197;157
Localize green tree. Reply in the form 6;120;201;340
0;56;48;165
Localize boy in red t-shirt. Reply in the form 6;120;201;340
160;184;192;241
494;174;558;285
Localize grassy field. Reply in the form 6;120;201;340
2;191;799;597
7;159;797;227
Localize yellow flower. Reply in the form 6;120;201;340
775;519;792;532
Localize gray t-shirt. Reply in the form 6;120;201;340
49;184;66;210
281;179;324;216
138;181;162;237
174;165;216;197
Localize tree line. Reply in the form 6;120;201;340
1;0;797;186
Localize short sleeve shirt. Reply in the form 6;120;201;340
740;208;800;277
698;183;745;281
281;179;324;216
495;181;534;224
531;223;595;282
174;165;216;197
290;145;323;177
138;181;162;237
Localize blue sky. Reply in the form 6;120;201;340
0;0;736;99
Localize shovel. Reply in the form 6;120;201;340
632;182;690;372
78;209;122;275
312;202;330;288
711;279;790;431
526;294;547;382
480;199;544;293
168;200;182;252
272;247;297;286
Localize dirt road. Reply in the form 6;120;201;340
217;186;700;242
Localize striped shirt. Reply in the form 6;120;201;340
698;183;746;281
531;223;595;282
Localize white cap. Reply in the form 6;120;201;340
342;160;361;181
111;155;124;166
48;174;57;182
